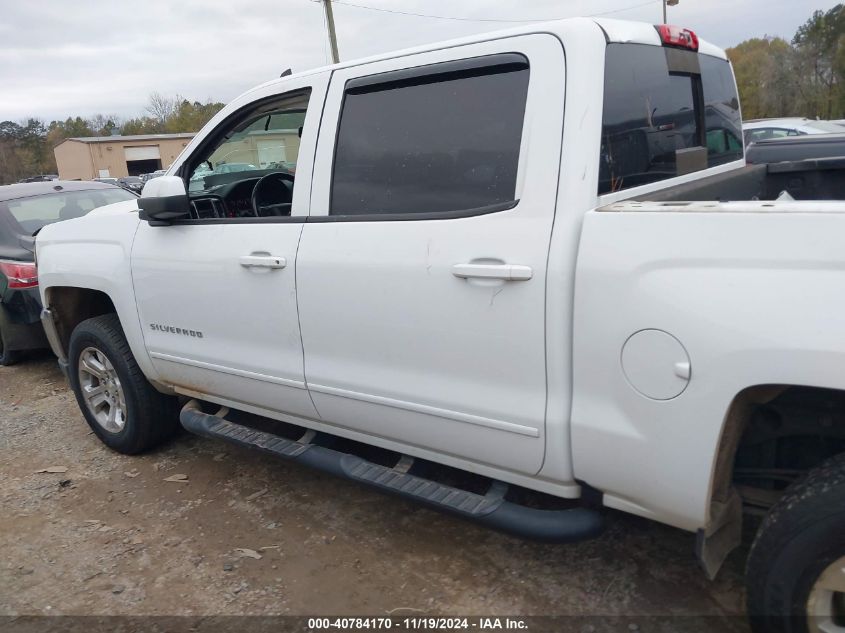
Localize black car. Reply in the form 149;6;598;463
118;176;144;194
0;181;137;364
18;175;59;183
746;132;845;164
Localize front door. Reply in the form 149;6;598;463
131;77;326;419
297;36;565;474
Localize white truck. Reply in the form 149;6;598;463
36;18;845;630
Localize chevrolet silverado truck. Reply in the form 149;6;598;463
35;18;845;631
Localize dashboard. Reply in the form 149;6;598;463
189;171;293;220
190;179;260;219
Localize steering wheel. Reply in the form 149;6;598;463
250;171;294;217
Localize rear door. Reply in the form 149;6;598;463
296;36;565;474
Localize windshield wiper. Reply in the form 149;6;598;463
32;226;44;237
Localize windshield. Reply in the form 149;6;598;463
4;188;136;234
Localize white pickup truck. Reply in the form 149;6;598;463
36;18;845;630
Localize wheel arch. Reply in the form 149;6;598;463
700;383;845;578
709;385;788;508
42;284;168;391
43;286;118;358
711;383;845;508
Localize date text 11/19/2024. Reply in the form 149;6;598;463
306;617;528;630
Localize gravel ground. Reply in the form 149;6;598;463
1;354;750;630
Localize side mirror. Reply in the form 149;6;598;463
138;176;190;224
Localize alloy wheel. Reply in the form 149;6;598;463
77;346;127;433
808;555;845;633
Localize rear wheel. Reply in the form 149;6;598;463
68;314;178;454
746;453;845;633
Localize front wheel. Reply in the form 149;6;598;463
68;313;178;454
746;453;845;633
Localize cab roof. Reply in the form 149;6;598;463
593;18;726;59
248;17;726;99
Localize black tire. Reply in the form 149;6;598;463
746;452;845;633
0;321;21;366
68;313;179;454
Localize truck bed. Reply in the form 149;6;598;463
575;171;845;529
628;157;845;204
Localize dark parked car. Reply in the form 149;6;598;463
0;181;137;364
18;175;59;183
140;170;167;183
118;176;144;194
746;132;845;164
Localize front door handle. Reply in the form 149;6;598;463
239;255;287;269
451;263;533;281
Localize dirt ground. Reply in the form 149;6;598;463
1;354;750;629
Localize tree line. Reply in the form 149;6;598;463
0;93;224;184
727;4;844;120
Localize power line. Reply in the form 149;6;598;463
590;0;662;18
317;0;661;23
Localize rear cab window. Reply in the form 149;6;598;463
599;42;743;195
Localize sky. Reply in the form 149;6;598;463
0;0;839;122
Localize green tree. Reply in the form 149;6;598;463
836;34;845;113
0;121;24;141
0;121;26;183
165;98;225;133
88;114;120;136
19;119;50;175
121;116;164;135
792;4;845;118
125;92;223;134
55;116;95;137
727;37;799;119
727;5;845;120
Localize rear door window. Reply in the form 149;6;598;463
599;43;743;194
330;55;530;217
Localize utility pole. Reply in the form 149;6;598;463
663;0;680;24
321;0;340;64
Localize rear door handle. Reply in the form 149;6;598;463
451;263;533;281
239;255;287;269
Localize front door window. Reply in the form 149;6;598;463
185;90;311;219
